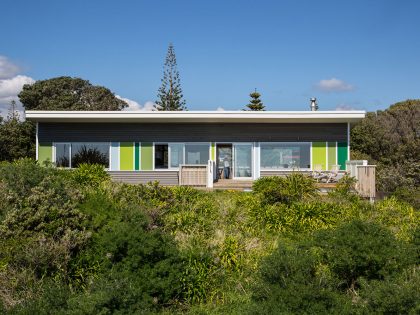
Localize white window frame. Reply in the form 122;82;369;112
260;142;312;171
184;142;211;165
153;142;211;171
53;142;72;168
53;142;111;169
232;142;254;180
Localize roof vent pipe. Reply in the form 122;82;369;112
310;98;318;111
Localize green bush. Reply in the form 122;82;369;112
392;186;420;210
71;163;110;188
253;173;317;205
313;220;415;288
252;241;351;314
329;174;358;199
0;158;61;204
357;266;420;315
369;197;419;241
251;220;417;314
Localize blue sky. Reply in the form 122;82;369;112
1;0;419;113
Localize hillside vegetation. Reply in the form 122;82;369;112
0;160;418;314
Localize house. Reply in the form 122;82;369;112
25;110;366;186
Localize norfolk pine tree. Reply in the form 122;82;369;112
155;43;186;111
245;89;265;111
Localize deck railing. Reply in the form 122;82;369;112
356;165;376;199
179;164;208;186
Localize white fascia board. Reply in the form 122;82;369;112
25;110;366;123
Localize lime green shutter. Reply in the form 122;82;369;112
327;142;337;170
120;142;134;170
38;143;52;165
140;143;153;170
211;142;216;160
312;142;327;170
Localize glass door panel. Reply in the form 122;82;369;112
233;143;253;178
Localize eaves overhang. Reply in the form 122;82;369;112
25;110;366;123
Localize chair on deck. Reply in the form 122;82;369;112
326;164;341;183
311;164;328;182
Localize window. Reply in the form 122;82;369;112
185;144;209;164
71;143;110;168
55;143;70;167
54;143;110;168
261;143;310;169
155;144;168;169
154;143;210;169
169;143;184;168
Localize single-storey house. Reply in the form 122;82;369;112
25;110;366;186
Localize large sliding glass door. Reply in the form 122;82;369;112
233;143;253;179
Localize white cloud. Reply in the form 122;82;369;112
0;75;35;118
116;95;157;111
316;78;354;92
335;103;357;111
0;55;21;80
216;106;225;111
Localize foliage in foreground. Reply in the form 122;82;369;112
351;99;420;196
0;160;418;314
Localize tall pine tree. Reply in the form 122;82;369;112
245;89;265;111
155;43;186;111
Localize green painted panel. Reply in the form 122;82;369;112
38;143;52;165
141;142;153;170
120;142;134;170
337;142;348;170
211;142;216;160
312;142;327;170
327;142;337;170
135;142;140;171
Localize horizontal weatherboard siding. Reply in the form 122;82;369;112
38;123;348;143
109;171;178;185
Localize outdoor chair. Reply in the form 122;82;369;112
311;164;328;182
326;164;341;183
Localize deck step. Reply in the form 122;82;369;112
213;180;254;191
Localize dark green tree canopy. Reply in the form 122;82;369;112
155;43;186;111
351;99;420;192
0;101;35;161
245;90;265;111
18;76;128;111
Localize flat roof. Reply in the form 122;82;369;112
25;110;366;123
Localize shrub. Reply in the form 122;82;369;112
313;220;416;288
392;186;420;210
252;242;351;314
358;266;420;314
251;220;417;314
330;174;358;198
78;207;184;312
369;197;419;241
253;173;317;205
0;158;58;200
247;199;362;234
71;163;110;188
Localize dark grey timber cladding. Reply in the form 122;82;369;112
39;123;347;142
109;171;178;185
